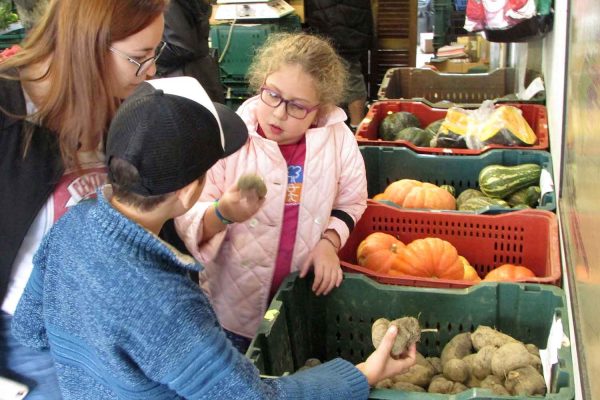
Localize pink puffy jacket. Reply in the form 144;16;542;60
175;96;367;338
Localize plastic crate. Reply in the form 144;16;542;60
209;14;301;82
360;146;556;212
0;27;25;50
338;203;560;287
377;67;517;104
248;273;574;399
356;100;549;155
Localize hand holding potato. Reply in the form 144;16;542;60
356;325;418;386
217;174;266;223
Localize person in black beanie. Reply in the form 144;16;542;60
156;0;225;103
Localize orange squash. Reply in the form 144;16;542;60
382;179;456;210
483;264;536;282
460;256;481;282
357;232;406;274
394;237;464;279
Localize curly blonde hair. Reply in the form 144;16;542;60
247;32;348;114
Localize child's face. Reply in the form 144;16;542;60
256;64;320;145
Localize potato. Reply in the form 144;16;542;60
480;375;510;395
426;356;442;375
372;317;421;357
491;342;537;377
449;382;468;394
471;345;496;379
504;365;546;396
440;332;473;365
392;364;434;388
374;378;393;389
471;325;519;351
428;375;454;394
391;381;426;392
237;174;267;198
443;358;469;383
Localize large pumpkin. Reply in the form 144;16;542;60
357;232;406;274
382;179;456;210
483;264;536;282
394;237;464;279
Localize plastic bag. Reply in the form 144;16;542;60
431;100;537;150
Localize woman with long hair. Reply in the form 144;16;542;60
0;0;169;397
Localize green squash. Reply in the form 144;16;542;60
478;164;542;199
506;185;541;207
439;185;456;197
424;119;444;137
393;127;433;147
458;196;511;212
456;188;486;208
378;111;421;141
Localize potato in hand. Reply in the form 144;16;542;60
372;317;421;357
237;174;267;198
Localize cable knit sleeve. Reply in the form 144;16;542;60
11;234;51;350
127;279;370;400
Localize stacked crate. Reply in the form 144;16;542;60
244;61;571;397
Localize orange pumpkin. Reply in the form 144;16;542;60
357;232;406;274
460;256;481;282
394;237;464;279
483;264;536;282
382;179;456;210
372;193;387;201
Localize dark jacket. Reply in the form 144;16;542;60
156;0;224;102
305;0;374;62
0;77;64;302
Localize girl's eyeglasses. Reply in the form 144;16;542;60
109;41;167;77
259;87;319;120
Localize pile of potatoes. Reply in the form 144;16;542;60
375;325;547;396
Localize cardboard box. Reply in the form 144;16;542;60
427;58;489;74
420;32;433;54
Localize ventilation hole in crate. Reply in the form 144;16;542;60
459;323;464;332
336;315;340;323
336;348;342;356
350;348;355;357
424;337;430;346
436;322;441;331
348;316;353;322
470;323;476;332
435;339;441;347
350;333;354;341
336;331;341;341
359;332;364;341
361;349;366;358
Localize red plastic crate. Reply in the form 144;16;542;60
355;100;549;155
339;203;561;288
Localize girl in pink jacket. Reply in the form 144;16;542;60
175;33;368;351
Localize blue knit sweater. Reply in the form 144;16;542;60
12;188;370;399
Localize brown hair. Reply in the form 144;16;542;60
0;0;169;166
246;33;348;115
108;157;171;211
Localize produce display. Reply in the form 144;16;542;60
373;179;457;210
372;162;544;213
375;103;537;151
356;232;538;283
373;325;546;396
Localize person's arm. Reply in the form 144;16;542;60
131;285;416;399
11;235;51;350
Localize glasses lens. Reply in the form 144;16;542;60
136;42;165;76
261;89;283;107
286;103;308;119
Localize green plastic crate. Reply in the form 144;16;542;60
210;14;301;82
248;273;574;399
0;27;24;50
360;146;556;213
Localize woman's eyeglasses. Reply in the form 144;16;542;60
259;87;319;119
109;41;167;77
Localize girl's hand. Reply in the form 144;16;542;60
356;325;418;386
299;235;343;296
217;183;265;223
